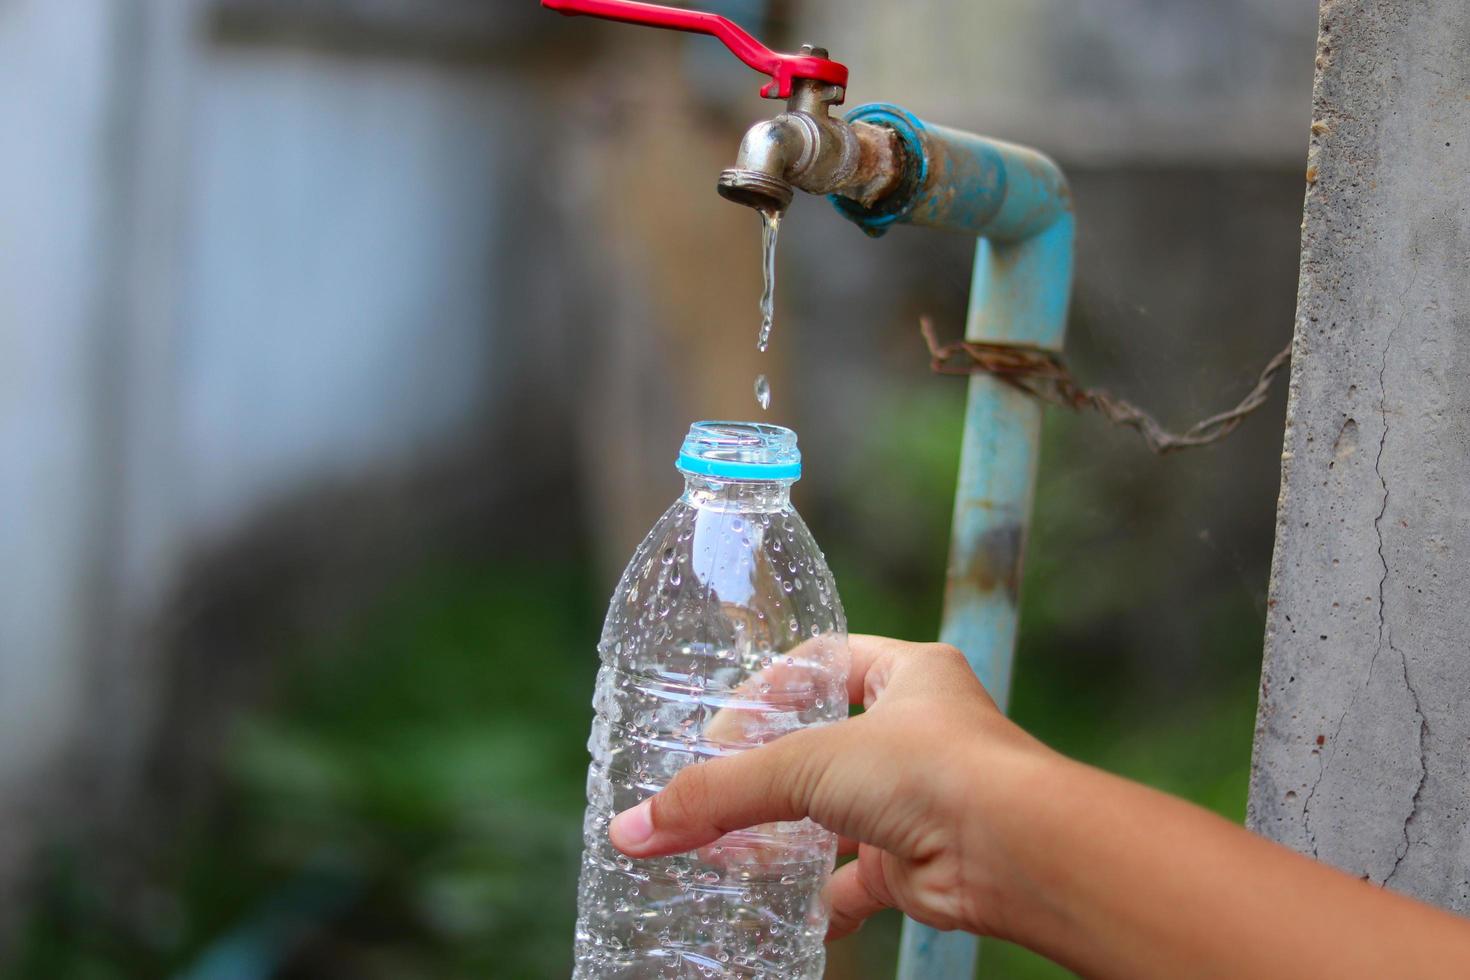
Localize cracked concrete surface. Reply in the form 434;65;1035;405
1247;0;1470;911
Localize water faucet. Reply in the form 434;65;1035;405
541;0;901;214
718;56;902;214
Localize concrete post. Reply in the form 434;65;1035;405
1248;0;1470;909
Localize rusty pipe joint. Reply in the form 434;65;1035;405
719;74;902;214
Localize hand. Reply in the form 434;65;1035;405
607;634;1059;941
606;634;1470;979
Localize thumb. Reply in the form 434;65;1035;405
609;726;831;858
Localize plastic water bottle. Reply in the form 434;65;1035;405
573;421;849;979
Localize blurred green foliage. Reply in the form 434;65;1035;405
11;565;599;979
9;385;1264;980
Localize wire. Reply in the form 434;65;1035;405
919;317;1292;455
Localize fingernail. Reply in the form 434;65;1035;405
610;799;654;850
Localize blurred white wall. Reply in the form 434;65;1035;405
181;47;509;534
0;0;535;896
0;0;120;807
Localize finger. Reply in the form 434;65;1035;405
836;835;861;857
846;635;993;709
610;726;834;858
823;851;893;941
705;637;838;747
895;644;997;708
845;634;908;707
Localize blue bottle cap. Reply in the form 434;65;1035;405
676;421;801;481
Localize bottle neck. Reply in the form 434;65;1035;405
680;474;793;512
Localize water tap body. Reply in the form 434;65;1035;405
717;77;903;213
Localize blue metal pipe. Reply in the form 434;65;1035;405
831;104;1075;980
832;104;1071;249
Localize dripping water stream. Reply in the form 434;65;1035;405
754;207;781;410
757;207;779;353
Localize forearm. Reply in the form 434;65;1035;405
983;749;1470;979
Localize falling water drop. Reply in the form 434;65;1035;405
754;374;771;410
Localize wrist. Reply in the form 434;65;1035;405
956;727;1075;943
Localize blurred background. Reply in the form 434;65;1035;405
1;0;1317;976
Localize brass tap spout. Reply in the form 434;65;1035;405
718;48;903;215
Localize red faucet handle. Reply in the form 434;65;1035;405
542;0;848;102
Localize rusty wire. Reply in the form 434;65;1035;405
919;317;1293;455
